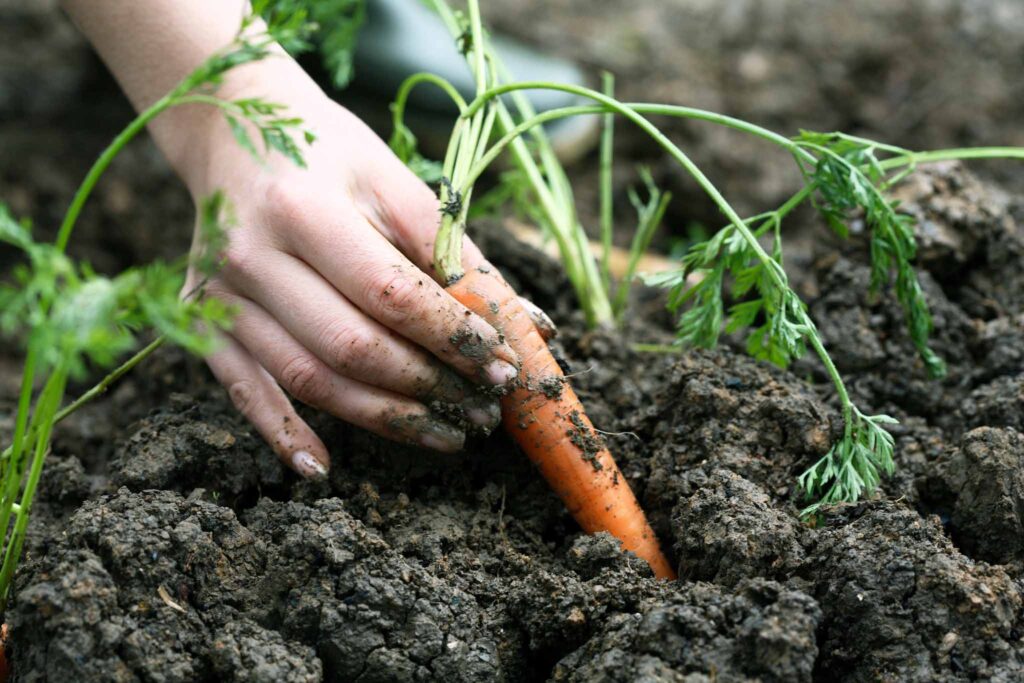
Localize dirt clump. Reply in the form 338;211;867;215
802;502;1024;681
551;579;821;683
11;489;504;682
928;427;1024;566
112;393;286;500
641;349;836;511
672;469;804;587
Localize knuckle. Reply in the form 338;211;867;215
319;321;377;370
227;379;261;418
375;180;440;239
365;268;421;326
279;355;329;405
220;237;258;279
261;178;313;229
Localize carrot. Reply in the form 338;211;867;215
448;266;676;580
0;623;9;682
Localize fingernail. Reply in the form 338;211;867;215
291;450;328;479
483;359;519;386
519;296;558;340
419;422;465;453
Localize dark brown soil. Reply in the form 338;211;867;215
4;2;1024;682
487;0;1024;230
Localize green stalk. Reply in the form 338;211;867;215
56;93;178;253
0;354;49;557
0;364;68;609
465;86;1024;188
466;0;488;94
3;348;37;471
464;85;816;163
806;326;854;436
494;104;609;323
599;73;615;290
494;83;612;326
54;337;166;425
613;186;671;318
460;80;859;423
421;0;614;325
390;72;468;116
457;101;820;196
880;147;1024;167
431;0;493;282
0;338;166;469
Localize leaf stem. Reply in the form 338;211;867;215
806;328;853;435
0;364;68;609
432;0;493;283
390;72;468;117
599;73;615;292
56;93;177;253
880;147;1024;167
0;337;166;464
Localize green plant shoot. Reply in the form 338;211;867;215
0;5;316;609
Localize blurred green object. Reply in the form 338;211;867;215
268;0;599;161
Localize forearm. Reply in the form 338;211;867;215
60;0;317;192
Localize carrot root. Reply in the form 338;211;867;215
0;623;9;682
448;266;676;580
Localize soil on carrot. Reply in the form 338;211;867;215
5;2;1024;682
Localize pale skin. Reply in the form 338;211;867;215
61;0;524;478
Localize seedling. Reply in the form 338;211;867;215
0;2;315;608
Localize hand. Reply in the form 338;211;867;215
178;62;520;478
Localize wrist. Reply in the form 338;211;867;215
154;55;323;198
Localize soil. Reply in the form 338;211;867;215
487;0;1024;231
4;2;1024;682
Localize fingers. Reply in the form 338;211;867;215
245;196;519;386
357;165;488;278
363;175;557;344
218;291;469;453
205;335;330;479
213;255;501;431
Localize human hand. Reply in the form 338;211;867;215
177;61;519;478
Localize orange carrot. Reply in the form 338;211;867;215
0;623;9;682
448;266;676;580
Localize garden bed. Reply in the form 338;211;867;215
3;1;1024;681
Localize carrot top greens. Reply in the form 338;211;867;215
0;2;315;609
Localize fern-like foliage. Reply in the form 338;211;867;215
644;213;810;370
796;131;946;378
0;204;231;380
798;410;898;516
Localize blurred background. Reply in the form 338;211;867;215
1;0;1022;274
